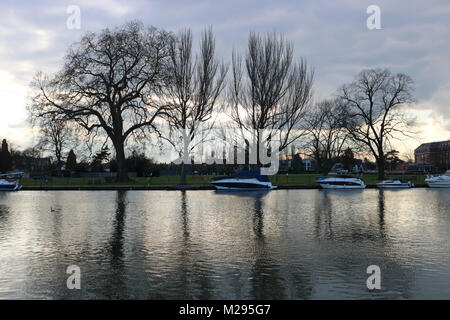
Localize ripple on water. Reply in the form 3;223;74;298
0;189;449;299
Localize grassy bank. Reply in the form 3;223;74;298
19;173;427;188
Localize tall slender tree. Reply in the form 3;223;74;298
229;32;314;165
163;28;227;184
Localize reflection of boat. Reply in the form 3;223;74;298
211;169;276;190
0;179;22;191
214;189;271;198
317;176;366;189
425;170;450;188
167;185;199;190
377;179;413;189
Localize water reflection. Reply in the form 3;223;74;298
0;189;449;299
110;191;127;263
180;191;190;240
245;192;282;299
377;190;386;239
251;194;265;239
314;191;334;240
0;203;10;241
162;191;214;299
213;189;271;198
105;191;128;298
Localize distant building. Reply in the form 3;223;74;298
278;159;291;172
330;162;347;174
278;155;317;173
302;159;315;172
414;140;450;171
352;164;364;173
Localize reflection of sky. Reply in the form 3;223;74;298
0;189;449;298
0;0;449;152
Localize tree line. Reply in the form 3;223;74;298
27;21;415;181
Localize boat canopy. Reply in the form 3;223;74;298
225;169;271;182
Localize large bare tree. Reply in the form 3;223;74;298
338;68;415;179
163;28;227;184
229;32;313;166
304;99;349;175
28;21;173;182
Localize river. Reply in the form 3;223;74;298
0;189;449;299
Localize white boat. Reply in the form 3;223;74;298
317;176;366;189
211;169;276;190
377;179;414;189
0;179;22;191
425;170;450;188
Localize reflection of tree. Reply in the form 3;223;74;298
377;190;387;239
176;191;192;297
0;203;10;238
247;192;314;299
249;192;298;299
110;191;127;263
106;190;128;297
173;191;213;299
180;191;190;240
252;195;264;238
311;190;416;298
313;191;334;240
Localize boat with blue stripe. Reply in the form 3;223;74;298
211;169;276;190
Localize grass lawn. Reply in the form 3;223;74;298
20;173;427;187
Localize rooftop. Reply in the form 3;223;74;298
415;140;450;154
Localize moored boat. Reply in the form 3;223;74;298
425;170;450;188
317;176;366;189
0;179;22;191
377;179;413;189
211;169;276;190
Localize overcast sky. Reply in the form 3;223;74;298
1;0;449;156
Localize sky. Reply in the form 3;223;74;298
0;0;449;157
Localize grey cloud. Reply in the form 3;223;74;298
0;0;449;146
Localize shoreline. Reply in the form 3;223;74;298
20;184;429;191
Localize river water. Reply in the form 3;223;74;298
0;189;449;299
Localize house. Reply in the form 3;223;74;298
278;159;291;172
279;155;316;172
302;159;315;172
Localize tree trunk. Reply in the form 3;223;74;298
56;159;62;177
255;130;261;167
377;156;386;180
114;140;129;182
180;162;187;185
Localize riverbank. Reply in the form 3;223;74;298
21;184;429;191
18;173;427;190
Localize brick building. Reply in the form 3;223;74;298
414;140;450;171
